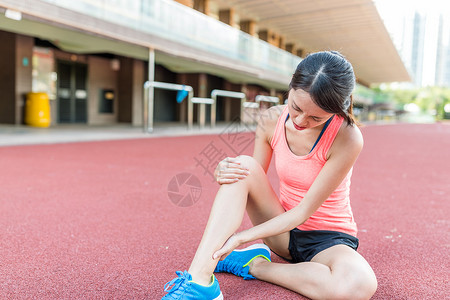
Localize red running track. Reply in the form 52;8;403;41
0;123;449;299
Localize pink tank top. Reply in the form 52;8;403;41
270;106;357;236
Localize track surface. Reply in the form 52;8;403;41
0;123;449;299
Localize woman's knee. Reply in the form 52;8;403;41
233;155;277;204
236;155;257;167
235;155;264;174
359;272;378;300
331;270;377;300
234;155;268;187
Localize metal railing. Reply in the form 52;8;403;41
242;95;280;108
211;90;246;128
143;84;283;132
143;81;193;133
191;97;214;129
255;95;280;105
242;95;281;124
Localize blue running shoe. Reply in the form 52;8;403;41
214;243;271;280
162;270;223;300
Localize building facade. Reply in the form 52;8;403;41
0;0;409;128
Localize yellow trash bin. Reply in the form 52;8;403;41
25;92;51;128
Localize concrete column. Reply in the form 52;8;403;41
118;57;145;125
174;0;193;7
194;0;210;15
279;35;285;50
177;73;205;123
0;31;33;125
273;33;281;48
224;84;232;122
176;73;188;123
15;35;33;125
258;29;271;43
259;29;280;47
285;43;296;55
241;84;248;97
198;73;207;98
87;56;119;125
240;20;257;36
198;73;207;127
118;57;133;123
0;31;17;124
132;59;145;127
219;8;236;26
241;83;257;124
222;81;242;122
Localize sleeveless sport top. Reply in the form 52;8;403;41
270;106;357;236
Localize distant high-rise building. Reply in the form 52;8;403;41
444;45;450;86
392;8;450;87
410;12;427;86
435;14;450;87
435;15;444;85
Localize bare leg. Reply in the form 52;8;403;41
186;155;377;299
187;155;288;285
249;245;377;300
187;179;247;284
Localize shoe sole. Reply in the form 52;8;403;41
214;292;224;300
234;243;271;268
234;243;271;253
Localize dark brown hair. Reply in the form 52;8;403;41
289;51;357;126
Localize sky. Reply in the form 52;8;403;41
374;0;450;86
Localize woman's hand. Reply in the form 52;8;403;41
213;233;242;261
214;157;250;184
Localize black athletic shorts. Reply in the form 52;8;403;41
286;229;359;263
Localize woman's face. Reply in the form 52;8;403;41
287;88;334;131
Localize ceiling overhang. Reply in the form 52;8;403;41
215;0;411;85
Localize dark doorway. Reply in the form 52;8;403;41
57;61;88;123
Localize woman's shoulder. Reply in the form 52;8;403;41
256;104;285;142
331;120;364;156
258;105;285;124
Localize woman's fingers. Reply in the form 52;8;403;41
221;168;250;177
220;159;250;174
212;234;240;260
216;177;240;184
216;157;250;184
219;161;245;171
220;162;241;169
224;156;242;164
213;249;231;261
222;157;249;169
216;170;249;184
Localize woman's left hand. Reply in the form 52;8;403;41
213;233;242;261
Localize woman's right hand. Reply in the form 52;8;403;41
214;156;250;184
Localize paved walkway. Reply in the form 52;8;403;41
0;122;256;147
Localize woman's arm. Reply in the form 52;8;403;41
214;124;363;256
252;105;283;171
214;105;282;183
241;124;364;242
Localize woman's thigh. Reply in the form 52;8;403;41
237;155;291;259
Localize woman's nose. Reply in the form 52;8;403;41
294;113;307;126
